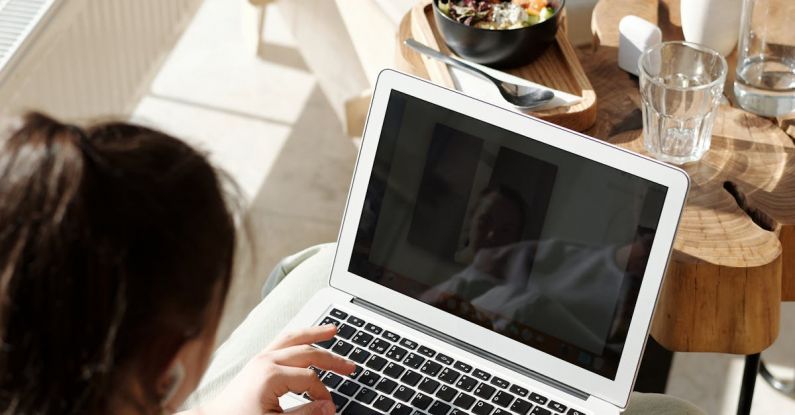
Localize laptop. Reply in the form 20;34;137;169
280;70;689;415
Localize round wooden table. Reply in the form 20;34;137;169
589;1;795;413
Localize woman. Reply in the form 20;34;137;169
0;113;352;415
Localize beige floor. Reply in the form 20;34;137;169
131;0;357;342
132;0;795;413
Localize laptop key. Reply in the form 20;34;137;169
316;338;335;349
404;353;425;369
400;370;422;386
359;370;380;387
439;367;461;384
474;383;496;400
330;391;349;412
343;401;379;415
529;393;548;405
391;403;413;415
566;408;585;415
355;387;378;404
386;345;408;362
429;400;452;415
321;317;340;327
421;360;443;376
456;375;478;392
347;316;366;327
454;361;473;373
419;377;441;394
548;401;566;413
383;362;405;378
383;331;401;342
338;324;357;339
509;385;529;397
531;407;552;415
453;393;476;410
338;380;361;397
369;338;390;354
393;385;416;402
349;365;363;379
374;395;396;412
322;372;343;388
376;378;399;394
509;398;532;415
352;331;374;347
400;338;418;350
349;348;371;364
494;409;510;415
418;345;436;357
411;393;434;410
330;308;348;320
492;391;514;407
365;355;388;371
332;340;354;356
436;385;457;402
365;323;383;335
473;369;491;381
473;400;495;415
491;377;510;389
435;353;454;365
449;409;470;415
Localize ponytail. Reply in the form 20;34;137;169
0;113;236;415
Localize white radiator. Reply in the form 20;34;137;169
0;0;203;121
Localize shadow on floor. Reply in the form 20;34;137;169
258;41;311;72
217;84;357;341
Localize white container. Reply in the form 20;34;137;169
680;0;742;56
618;15;662;76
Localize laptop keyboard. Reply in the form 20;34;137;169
309;308;587;415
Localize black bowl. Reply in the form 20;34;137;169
433;0;564;68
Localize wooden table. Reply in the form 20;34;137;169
585;0;795;357
395;0;793;405
588;1;795;412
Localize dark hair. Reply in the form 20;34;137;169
0;113;236;414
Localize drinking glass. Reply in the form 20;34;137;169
639;42;727;165
734;0;795;117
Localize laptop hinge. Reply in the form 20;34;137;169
351;297;591;402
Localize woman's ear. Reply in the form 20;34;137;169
156;358;186;409
155;331;217;413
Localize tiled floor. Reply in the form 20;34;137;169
133;0;795;413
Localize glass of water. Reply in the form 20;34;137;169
639;41;727;165
734;0;795;117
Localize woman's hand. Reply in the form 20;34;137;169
196;324;354;415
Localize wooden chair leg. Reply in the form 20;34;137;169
242;0;272;55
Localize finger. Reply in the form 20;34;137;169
266;325;337;352
281;400;336;415
270;344;356;375
267;366;333;402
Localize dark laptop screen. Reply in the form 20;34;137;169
349;91;667;380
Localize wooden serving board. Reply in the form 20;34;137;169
397;0;597;132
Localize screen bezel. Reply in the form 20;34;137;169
329;70;689;408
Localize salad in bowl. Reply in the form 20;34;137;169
438;0;557;30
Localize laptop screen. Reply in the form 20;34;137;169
349;91;668;380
